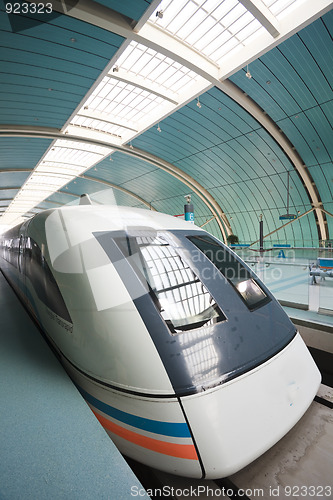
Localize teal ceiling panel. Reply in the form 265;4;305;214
275;42;325;108
209;147;249;185
230;135;279;178
235;64;289;122
0;137;52;169
183;101;235;142
257;175;285;207
318;162;333;193
122;175;187;209
46;190;78;206
94;0;155;21
241;130;293;176
91;152;157;186
1;49;102;82
198;148;241;186
0;95;72;116
277;117;318;167
226;10;332;245
0;108;70;127
322;100;333;131
168;105;232;145
134;66;320;244
282;21;333;104
253;129;292;174
202;87;261;133
62;177;110;198
287;170;307;208
308;164;333;203
1;30;116;66
292;110;332;165
158;124;206;155
0;170;30;186
259;49;317;112
304;105;333;161
0;188;19;198
209;143;252;182
0;4;125;127
286;112;331;165
35;201;60;210
132;126;197;163
177;153;229;190
230;59;302;120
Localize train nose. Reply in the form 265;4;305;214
180;333;321;479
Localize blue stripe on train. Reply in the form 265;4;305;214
77;386;191;438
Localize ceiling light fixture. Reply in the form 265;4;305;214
197;97;202;108
246;64;252;79
157;123;161;132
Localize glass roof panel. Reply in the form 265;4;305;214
4;139;113;220
148;0;268;63
263;0;301;18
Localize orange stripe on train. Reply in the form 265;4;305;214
93;410;198;460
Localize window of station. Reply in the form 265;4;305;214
188;234;270;311
114;233;226;334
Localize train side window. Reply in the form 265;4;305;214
114;234;226;334
188;234;270;311
25;238;72;323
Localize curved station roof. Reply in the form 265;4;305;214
0;0;332;246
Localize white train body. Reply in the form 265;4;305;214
0;205;321;479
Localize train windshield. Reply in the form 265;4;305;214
114;234;226;334
188;234;269;311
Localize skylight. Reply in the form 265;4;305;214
149;0;265;63
1;0;325;229
65;40;209;145
4;140;112;222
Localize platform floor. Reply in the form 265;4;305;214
242;254;333;317
0;270;147;500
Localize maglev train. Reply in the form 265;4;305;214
0;203;321;479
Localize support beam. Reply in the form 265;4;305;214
0;126;231;240
220;0;333;79
4;0;331;242
248;207;316;247
218;80;327;242
48;0;333;82
238;0;280;38
79;175;157;210
200;216;216;228
44;0;329;241
76;109;139;133
107;70;180;105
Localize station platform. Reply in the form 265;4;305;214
1;259;332;500
0;270;148;500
